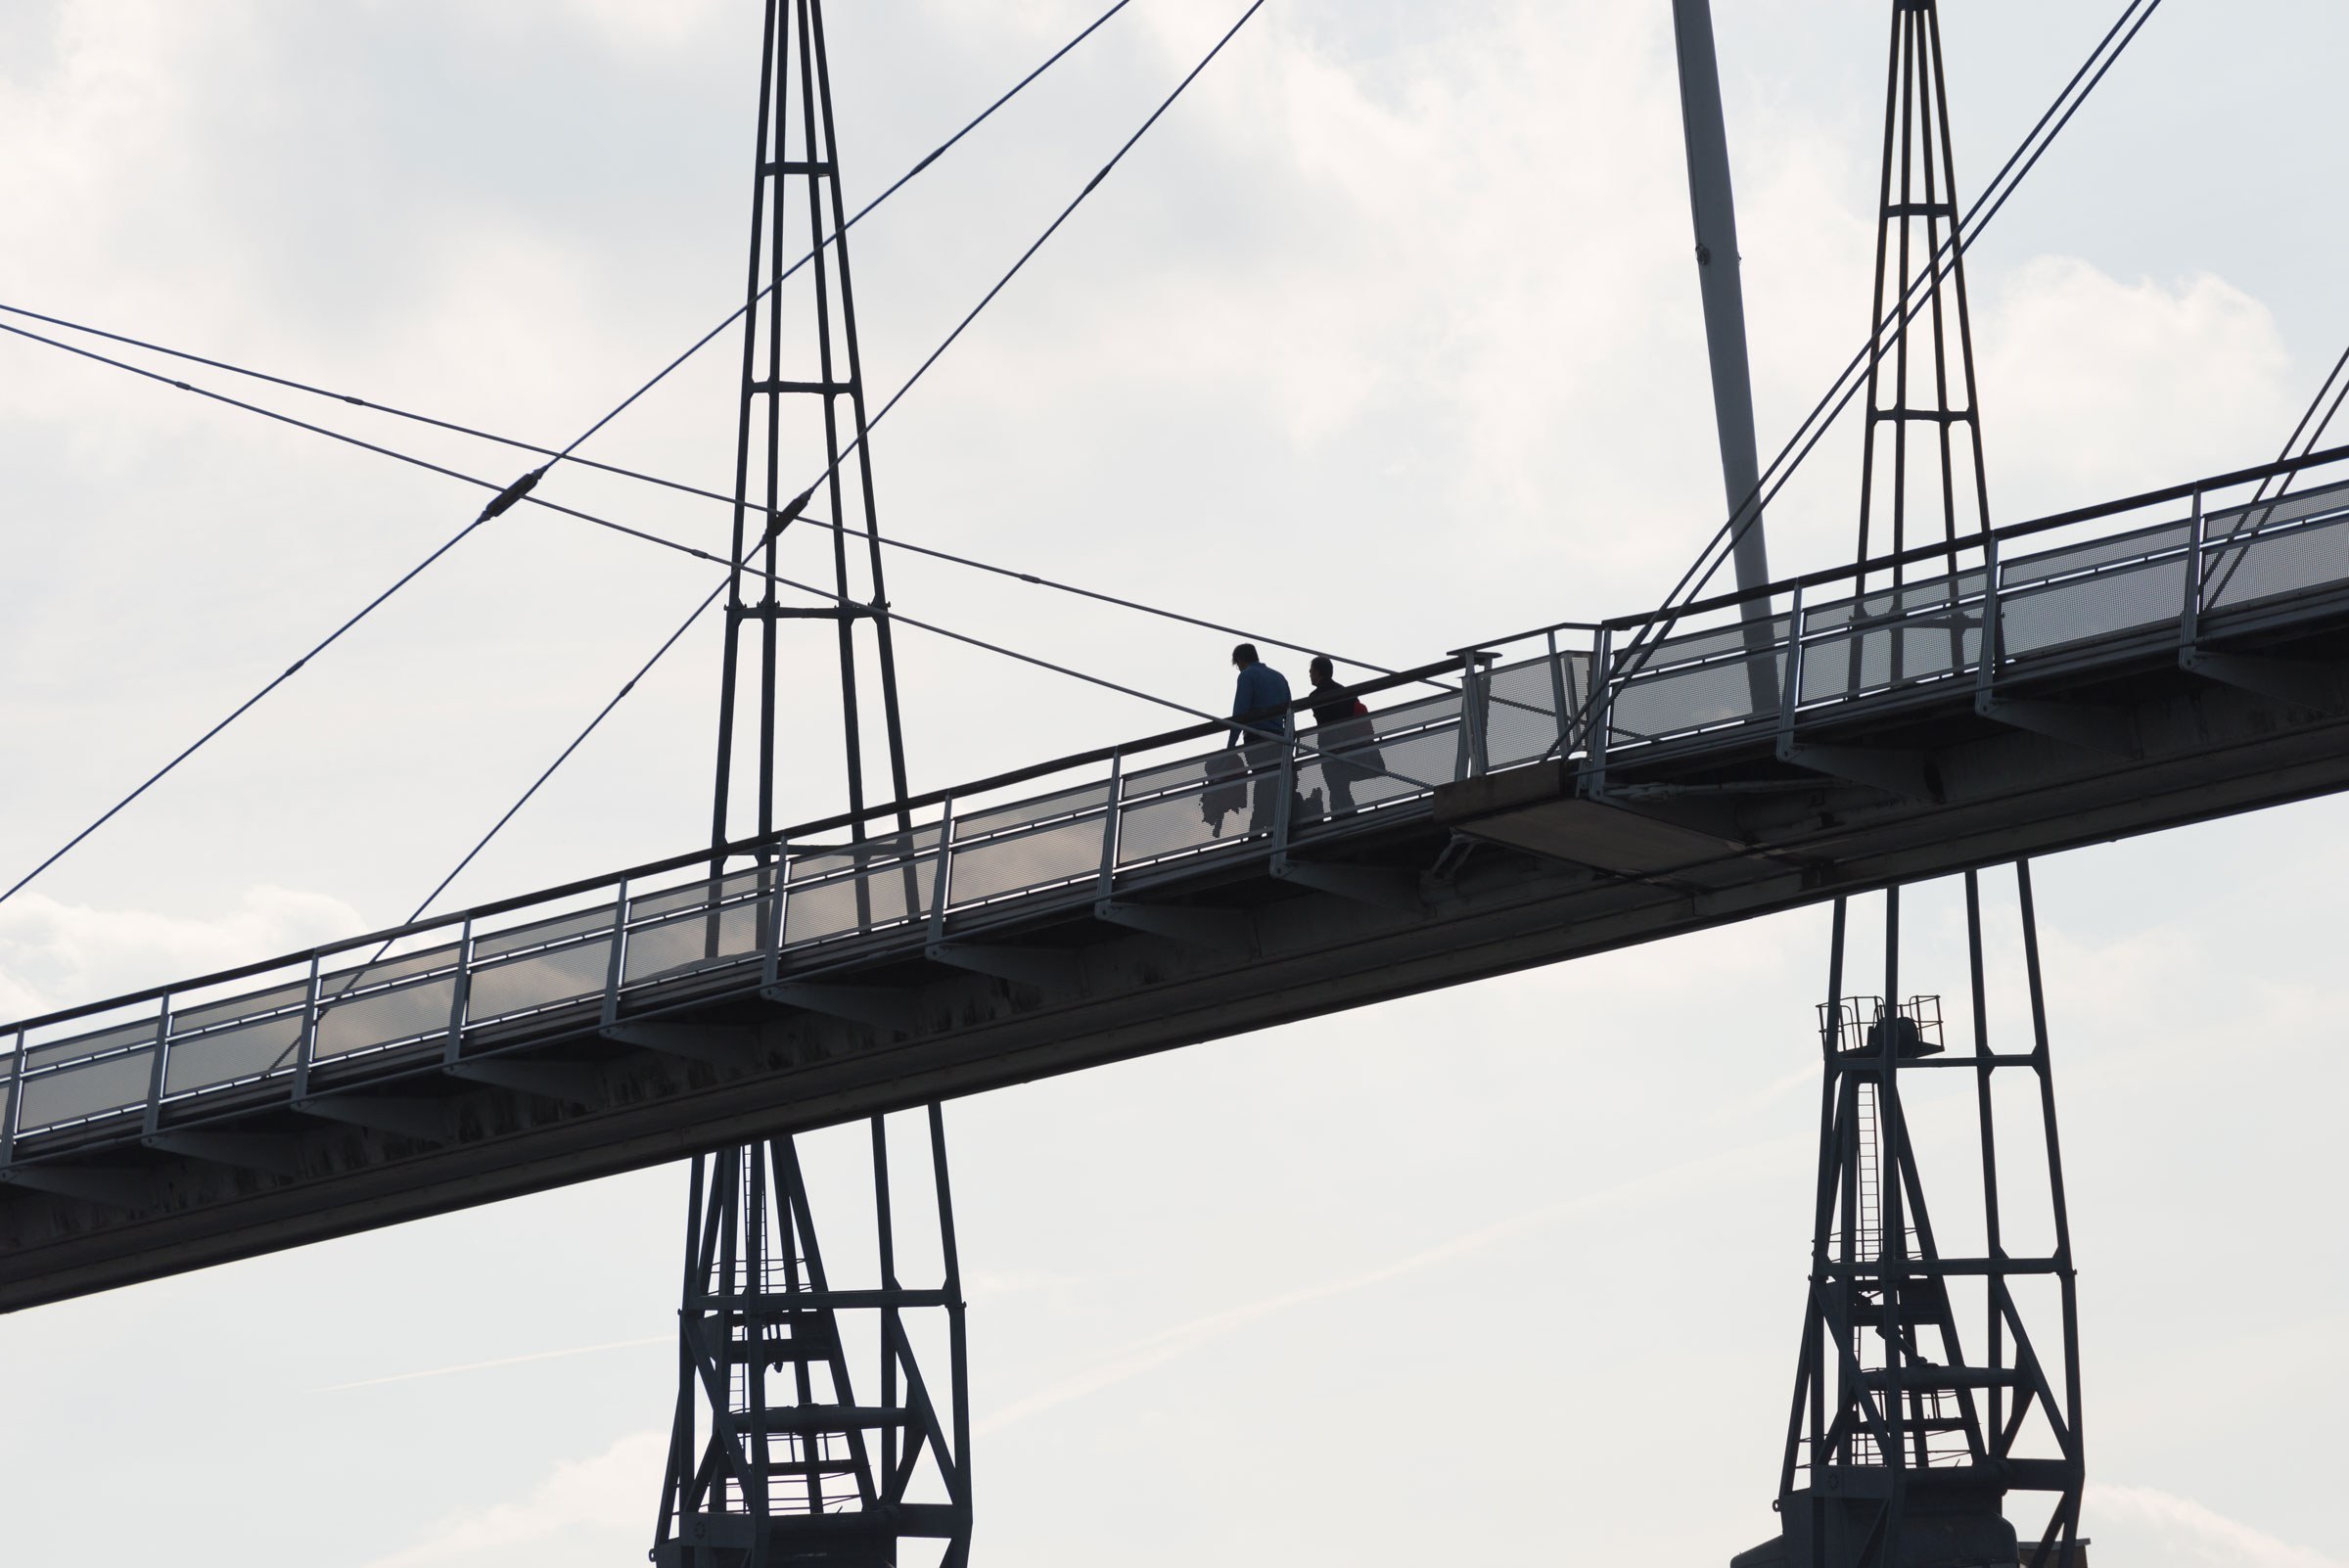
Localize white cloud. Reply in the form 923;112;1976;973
975;1130;1792;1437
1979;256;2295;508
2091;1483;2345;1568
0;884;364;1018
350;1428;667;1568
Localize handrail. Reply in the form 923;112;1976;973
1601;438;2349;635
0;657;1460;1038
11;442;2349;1047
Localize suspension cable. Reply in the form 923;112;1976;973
1;311;1397;678
1653;0;2166;630
2196;338;2349;608
554;0;1143;462
0;0;1139;501
401;0;1282;916
398;576;731;928
0;483;528;911
0;1;1196;908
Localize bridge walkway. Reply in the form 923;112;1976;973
7;450;2349;1308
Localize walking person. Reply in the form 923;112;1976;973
1226;643;1294;835
1304;655;1380;816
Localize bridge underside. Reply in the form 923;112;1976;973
5;598;2349;1310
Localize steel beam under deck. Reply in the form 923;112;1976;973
13;443;2349;1309
7;587;2349;1310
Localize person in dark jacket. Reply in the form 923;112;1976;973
1227;644;1294;834
1304;655;1379;815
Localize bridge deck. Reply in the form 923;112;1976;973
8;453;2349;1309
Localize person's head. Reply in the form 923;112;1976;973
1309;655;1334;684
1231;642;1259;669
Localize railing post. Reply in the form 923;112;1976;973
1584;627;1614;796
443;918;475;1065
1777;580;1807;751
1455;650;1493;779
142;995;173;1135
604;880;633;1021
1;1027;23;1165
1273;714;1300;852
764;855;792;984
1545;629;1572;752
1096;752;1125;898
2181;486;2205;655
1973;530;2004;706
928;804;955;945
293;951;323;1098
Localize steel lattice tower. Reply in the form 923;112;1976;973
1735;871;2085;1568
658;3;970;1563
1736;7;2084;1565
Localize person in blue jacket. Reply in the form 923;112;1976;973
1227;643;1295;834
1227;642;1292;748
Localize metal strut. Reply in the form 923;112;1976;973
654;1112;972;1568
1732;869;2084;1568
1670;0;1776;715
1738;10;2082;1563
668;3;966;1563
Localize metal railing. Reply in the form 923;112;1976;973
9;446;2349;1166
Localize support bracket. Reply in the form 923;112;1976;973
1776;739;1935;800
293;1094;454;1143
1093;899;1255;956
2181;649;2347;713
925;942;1084;991
1270;855;1424;914
0;1163;155;1210
762;982;916;1034
604;1021;761;1068
447;1056;605;1107
1975;694;2139;757
144;1130;305;1177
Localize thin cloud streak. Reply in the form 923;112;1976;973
2091;1483;2346;1568
976;1131;1798;1436
312;1334;668;1394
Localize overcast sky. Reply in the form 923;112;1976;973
3;1;2347;1564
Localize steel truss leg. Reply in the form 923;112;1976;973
1734;864;2083;1568
654;1105;971;1568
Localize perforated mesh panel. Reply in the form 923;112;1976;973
313;944;463;1012
1612;655;1777;741
2004;520;2188;587
313;977;456;1059
2202;513;2349;612
27;1018;158;1070
1360;723;1459;795
1117;783;1237;866
2204;477;2349;536
1482;655;1570;766
787;829;943;886
625;901;766;984
1800;623;1978;704
18;1047;153;1132
781;858;933;946
171;981;308;1037
467;939;614;1023
956;781;1109;840
473;904;621;961
946;813;1104;904
2000;557;2185;657
163;1015;302;1096
634;869;776;921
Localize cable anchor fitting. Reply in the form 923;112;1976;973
478;465;549;522
764;486;816;544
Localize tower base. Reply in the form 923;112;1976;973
1732;1479;2019;1568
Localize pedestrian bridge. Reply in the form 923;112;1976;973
8;445;2349;1309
